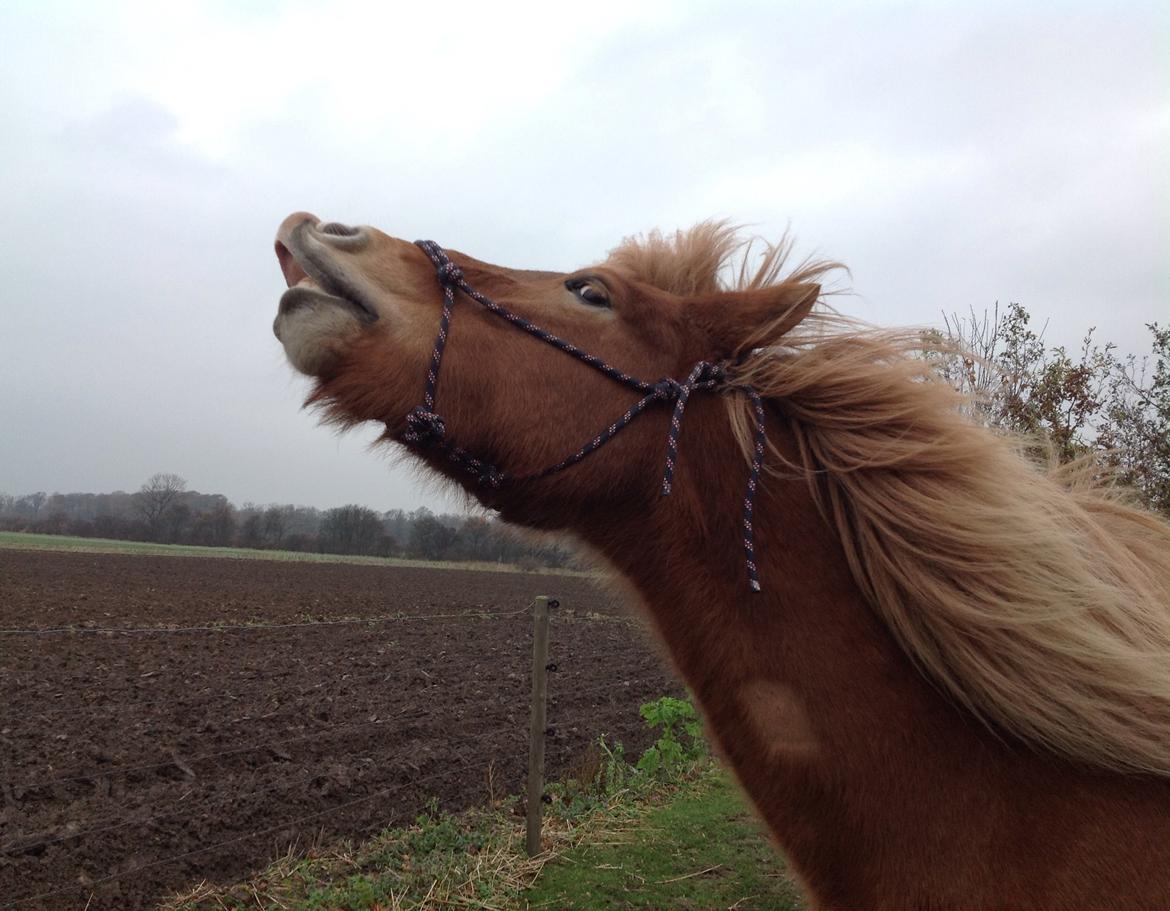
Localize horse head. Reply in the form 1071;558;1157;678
273;212;817;533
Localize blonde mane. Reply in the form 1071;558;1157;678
614;223;1170;776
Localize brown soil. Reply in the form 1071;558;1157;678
0;549;681;910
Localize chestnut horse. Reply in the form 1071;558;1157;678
272;213;1170;910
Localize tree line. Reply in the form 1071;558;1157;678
0;477;576;569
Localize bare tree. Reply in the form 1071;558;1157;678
320;505;390;556
409;513;457;560
13;491;48;521
133;473;187;540
239;512;263;548
161;502;192;544
190;502;236;547
262;505;288;549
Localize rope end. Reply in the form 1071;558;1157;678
749;579;761;593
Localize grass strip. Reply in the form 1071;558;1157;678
0;531;588;575
524;767;802;910
163;765;801;911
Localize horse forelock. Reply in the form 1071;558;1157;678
604;219;838;298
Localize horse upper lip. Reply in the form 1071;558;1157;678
275;220;378;321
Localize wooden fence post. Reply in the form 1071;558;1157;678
526;595;551;856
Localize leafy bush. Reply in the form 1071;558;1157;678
930;305;1169;516
636;696;706;776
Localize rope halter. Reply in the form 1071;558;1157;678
403;240;768;592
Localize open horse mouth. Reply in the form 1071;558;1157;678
273;213;379;336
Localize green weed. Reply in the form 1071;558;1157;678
636;695;706;776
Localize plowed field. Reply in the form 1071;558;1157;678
0;549;680;910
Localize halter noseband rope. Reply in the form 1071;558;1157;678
405;240;767;592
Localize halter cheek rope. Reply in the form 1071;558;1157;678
405;240;767;592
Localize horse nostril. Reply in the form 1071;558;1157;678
319;222;360;237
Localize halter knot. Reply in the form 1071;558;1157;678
692;361;726;385
435;261;464;286
653;378;685;401
403;407;447;444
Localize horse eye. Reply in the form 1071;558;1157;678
566;278;611;309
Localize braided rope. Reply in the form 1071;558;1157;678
743;389;767;592
405;240;766;592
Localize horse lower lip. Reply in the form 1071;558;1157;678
278;285;376;322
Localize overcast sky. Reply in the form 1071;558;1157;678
1;0;1166;513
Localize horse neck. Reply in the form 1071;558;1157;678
569;396;999;886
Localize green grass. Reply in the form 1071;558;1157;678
524;767;802;911
0;530;583;575
167;796;536;911
167;767;802;911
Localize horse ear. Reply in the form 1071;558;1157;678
693;282;820;357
